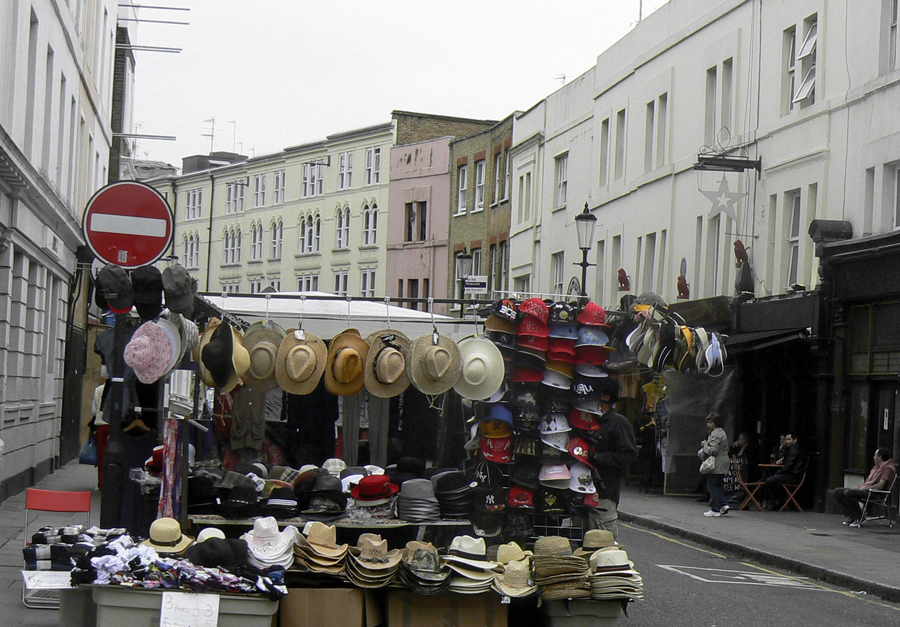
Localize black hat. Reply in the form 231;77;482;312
473;459;504;487
510;460;541;490
97;264;133;314
537;488;567;515
219;484;258;517
435;472;478;495
473;485;508;514
201;322;235;388
395;457;426;477
131;265;163;320
503;509;535;539
548;302;577;323
183;537;248;571
470;511;503;538
162;264;196;315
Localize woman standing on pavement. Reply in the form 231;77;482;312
698;412;730;517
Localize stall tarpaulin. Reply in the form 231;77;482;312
202;292;470;340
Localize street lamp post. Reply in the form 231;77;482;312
456;248;473;318
574;202;598;301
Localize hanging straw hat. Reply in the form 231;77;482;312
325;329;370;396
364;329;412;398
408;332;462;395
275;329;327;395
244;321;287;391
453;335;505;401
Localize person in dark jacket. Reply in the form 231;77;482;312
762;432;806;510
585;380;638;537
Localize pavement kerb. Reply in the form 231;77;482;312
618;509;900;604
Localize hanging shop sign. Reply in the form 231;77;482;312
83;181;174;269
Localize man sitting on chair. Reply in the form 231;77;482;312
833;447;896;527
761;432;806;511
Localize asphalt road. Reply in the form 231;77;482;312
618;521;900;627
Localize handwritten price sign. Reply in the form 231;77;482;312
159;591;220;627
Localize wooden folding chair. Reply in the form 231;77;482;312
732;454;764;511
22;489;93;609
778;458;810;512
858;471;898;527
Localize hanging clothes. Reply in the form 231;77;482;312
231;385;267;450
157;418;181;519
284;377;338;467
341;391;364;467
367;393;390;468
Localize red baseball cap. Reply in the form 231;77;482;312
568;409;601;431
480;436;512;463
577;301;610;327
566;436;594;468
508;485;535;508
519;298;549;324
575;345;609;366
512;366;543;383
516;334;549;352
518;316;549;338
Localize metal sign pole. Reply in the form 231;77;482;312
100;312;128;528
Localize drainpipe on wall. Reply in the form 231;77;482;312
205;172;215;291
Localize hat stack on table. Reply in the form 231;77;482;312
491;541;537;598
432;471;478;518
346;533;402;588
240;516;299;569
397;541;451;595
292;522;349;575
396;478;441;522
589;546;644;601
351;474;400;520
442;535;499;595
532;535;592;601
301;474;348;521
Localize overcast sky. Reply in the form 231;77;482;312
131;1;670;168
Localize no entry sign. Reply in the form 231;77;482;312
82;181;174;269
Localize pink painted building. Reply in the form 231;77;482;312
387;137;453;315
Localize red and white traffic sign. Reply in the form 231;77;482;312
82;181;174;269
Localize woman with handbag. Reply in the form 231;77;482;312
698;412;729;517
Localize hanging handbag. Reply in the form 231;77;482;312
79;435;99;467
699;455;716;474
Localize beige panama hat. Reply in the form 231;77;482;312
243;321;287;391
275;329;327;395
409;332;462;395
324;329;370;396
364;329;412;398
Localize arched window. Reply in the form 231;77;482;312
299;216;308;254
314;214;321;252
223;230;232;264
362;203;378;246
235;228;242;263
271;219;283;259
251;223;262;261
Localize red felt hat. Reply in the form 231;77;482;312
351;474;400;501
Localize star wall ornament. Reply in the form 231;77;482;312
701;176;746;221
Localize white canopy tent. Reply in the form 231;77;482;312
200;291;475;340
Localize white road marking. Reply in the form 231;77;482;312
658;565;822;590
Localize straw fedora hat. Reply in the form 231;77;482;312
275;329;327;395
408;332;462;395
141;517;195;554
364;329;412;398
453;335;504;401
196;318;221;387
244;321;287;391
325;329;369;396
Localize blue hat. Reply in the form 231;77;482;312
575;325;610;348
486;403;514;426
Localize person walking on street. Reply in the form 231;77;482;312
698;412;729;517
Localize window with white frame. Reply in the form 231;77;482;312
555;153;568;209
339;151;353;189
298;274;319;292
474;160;486;211
365;146;381;185
503;150;511;201
499;240;509;292
186;189;202;220
270;220;283;259
784;26;797;113
254;174;266;207
251;223;263;260
361;268;376;298
471;248;482;279
489;244;497;295
336;207;350;249
223;229;241;265
333;269;349;296
794;16;817;107
299;216;308;254
513;275;530;295
891;0;899;71
183;234;199;269
226;183;236;214
223;230;231;265
457;165;468;214
551;252;565;295
598;118;610;187
274;169;286;204
786;191;802;287
313;214;321;252
492;153;502;205
405;201;427;242
516;171;532;223
362;204;378;246
234;228;242;263
268;278;281;292
303;163;324;198
221;282;240;294
249;279;263;294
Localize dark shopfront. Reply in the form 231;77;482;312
819;229;900;511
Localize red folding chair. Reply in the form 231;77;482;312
732;454;764;511
778;458;810;512
22;489;93;609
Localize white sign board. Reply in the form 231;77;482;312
464;275;488;295
22;570;72;590
160;591;220;627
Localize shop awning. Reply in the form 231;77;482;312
723;328;810;353
201;292;471;340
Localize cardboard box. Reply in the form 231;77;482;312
280;588;383;627
386;590;507;627
541;599;622;627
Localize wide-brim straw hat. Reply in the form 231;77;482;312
244;321;287;391
324;329;370;396
303;521;349;558
364;329;412;398
408;332;462;395
275;329;327;395
141;517;195;554
453;335;505;401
